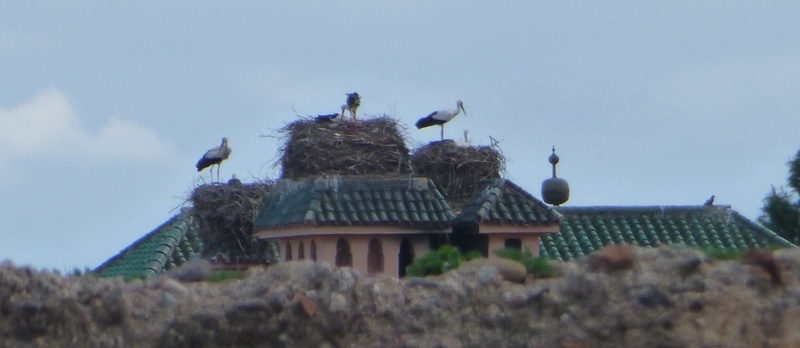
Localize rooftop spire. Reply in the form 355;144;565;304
541;147;570;206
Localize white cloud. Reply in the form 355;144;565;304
0;88;179;163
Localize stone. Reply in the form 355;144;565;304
588;244;635;272
476;265;499;284
329;293;348;313
294;293;318;317
158;278;188;297
459;258;527;283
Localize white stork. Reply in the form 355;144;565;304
196;137;231;182
345;92;361;121
415;100;466;141
456;129;471;147
315;105;348;123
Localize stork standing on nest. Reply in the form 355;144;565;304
315;105;348;123
415;100;466;141
196;137;231;182
345;92;361;121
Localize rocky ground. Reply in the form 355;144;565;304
2;245;800;347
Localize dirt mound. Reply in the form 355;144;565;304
189;181;279;265
277;116;413;179
3;245;800;346
411;140;505;203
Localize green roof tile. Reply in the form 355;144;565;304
540;205;795;261
254;177;456;230
455;179;561;226
94;210;201;278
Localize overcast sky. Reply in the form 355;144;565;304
2;2;800;270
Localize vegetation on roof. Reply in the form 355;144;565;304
190;181;279;264
410;139;504;203
275;115;413;179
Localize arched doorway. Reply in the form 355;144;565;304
398;238;415;277
310;240;317;261
285;241;293;261
367;238;384;273
298;241;305;260
335;238;352;267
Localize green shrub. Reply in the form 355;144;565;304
405;245;481;277
207;270;246;282
494;247;555;278
700;247;745;261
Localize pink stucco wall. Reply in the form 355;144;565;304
279;234;432;277
486;233;540;259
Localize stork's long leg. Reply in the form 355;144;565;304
216;164;221;183
440;125;445;141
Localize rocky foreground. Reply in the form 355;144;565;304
2;245;800;347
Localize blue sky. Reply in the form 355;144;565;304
2;2;800;270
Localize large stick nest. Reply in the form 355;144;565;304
411;140;505;204
276;116;413;179
189;180;279;264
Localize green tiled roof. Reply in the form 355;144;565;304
93;211;203;278
455;178;562;226
539;205;795;261
254;177;455;230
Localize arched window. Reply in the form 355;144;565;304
285;241;293;261
310;240;318;261
298;241;305;260
367;238;384;273
335;238;352;267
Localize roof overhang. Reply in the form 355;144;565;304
477;223;560;234
255;224;450;239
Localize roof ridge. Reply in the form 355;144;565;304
454;178;561;226
93;211;187;273
556;205;734;213
728;209;794;247
142;214;192;276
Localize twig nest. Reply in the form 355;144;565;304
189;181;278;264
277;116;412;178
411;140;505;203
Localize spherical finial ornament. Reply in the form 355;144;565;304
549;146;560;165
542;147;570;206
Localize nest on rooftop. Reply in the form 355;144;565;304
189;180;279;265
411;140;505;205
276;115;413;179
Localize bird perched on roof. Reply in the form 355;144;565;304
704;195;715;206
345;92;361;121
415;100;466;141
196;137;231;182
315;105;348;123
